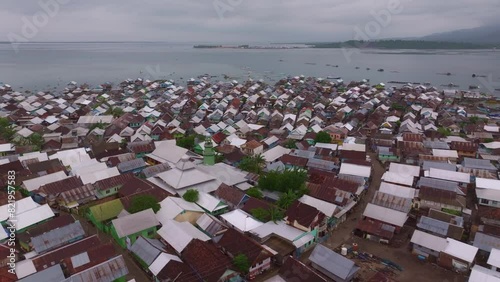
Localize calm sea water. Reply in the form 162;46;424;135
0;42;499;95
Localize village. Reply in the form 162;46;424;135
0;75;499;282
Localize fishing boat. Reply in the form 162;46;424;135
377;69;384;72
327;76;341;79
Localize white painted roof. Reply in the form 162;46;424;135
80;167;120;185
112;208;159;238
340;143;365;152
18;151;49;163
197;192;227;212
77;115;113;124
488;248;500;269
443;238;478;263
157;220;210;253
379;182;416;199
23;171;69;192
15;259;37;279
432;149;459;158
149;141;188;165
476;178;500;191
250;221;305;246
427;168;470;184
314;143;338;150
388;163;420;177
410;229;447;252
17;128;33;138
0;143;14;153
156;197;203;224
148;253;182;276
381;171;414;187
299;195;337;216
340;163;371;178
469;265;500;282
49;148;91;167
14;204;55;230
363;203;408;227
221;209;263;232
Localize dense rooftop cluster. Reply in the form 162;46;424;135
0;76;499;281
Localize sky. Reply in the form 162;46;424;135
1;0;499;43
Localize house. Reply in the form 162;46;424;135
213;183;249;209
30;221;85;254
195;192;229;215
285;201;326;238
220;209;263;233
362;203;408;233
111;208;159;249
268;256;327;282
216;228;273;279
410;229;447;261
243;140;264;156
309;244;360;282
155;197;204;225
87;199;124;233
117;158;147;174
157;219;210;254
93;173;135;199
183;239;241;282
438;238;478;272
469;265;500;282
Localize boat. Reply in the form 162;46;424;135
441;83;458;88
377;69;384;72
355;67;360;69
469;85;480;90
366;68;370;70
327;76;341;79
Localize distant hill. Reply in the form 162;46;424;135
419;24;500;44
310;40;495;49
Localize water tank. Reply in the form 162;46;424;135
352;243;359;251
341;247;348;256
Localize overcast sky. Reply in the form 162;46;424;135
1;0;499;43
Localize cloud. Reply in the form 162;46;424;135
1;0;498;42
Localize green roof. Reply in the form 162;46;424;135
89;199;124;222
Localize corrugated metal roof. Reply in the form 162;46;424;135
309;244;359;280
417;216;449;236
62;255;128;282
463;158;496;171
117;158;146;173
371;191;412;213
31;221;85;254
129;236;164;266
422;161;456;171
142;163;171;178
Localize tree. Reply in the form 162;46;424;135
238;154;266;174
28;133;44;151
128;195;160;213
246;187;263;199
89;121;107;131
258;169;307;193
251;208;269;222
233;254;251;273
110;107;124;118
267;207;284;223
437;127;451;137
391;103;405;111
0;117;15;141
277;190;299;209
469;116;480;124
314;131;332;144
182;189;199;203
176;135;196;150
284;139;297;149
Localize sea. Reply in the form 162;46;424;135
0;42;499;96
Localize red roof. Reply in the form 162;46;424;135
356;218;395;239
217;228;273;266
212;132;227;144
182;239;234;282
280;154;308;167
285;201;324;228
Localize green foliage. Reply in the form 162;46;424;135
0;117;15;141
277;190;300;209
284;139;297;149
391;103;405;111
483;138;494;143
469;116;480;124
233;254;251;273
176;135;196;150
251;206;284;223
314;131;332;144
182;189;199;203
28;133;44;151
238;154;266;174
106;107;124;118
251;208;269;222
128;195;160;213
89;121;107;131
258;169;307;193
437;127;452;137
246;187;263;199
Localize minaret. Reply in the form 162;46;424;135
203;133;215;165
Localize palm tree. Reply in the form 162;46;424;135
268;207;284;223
277;190;297;209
